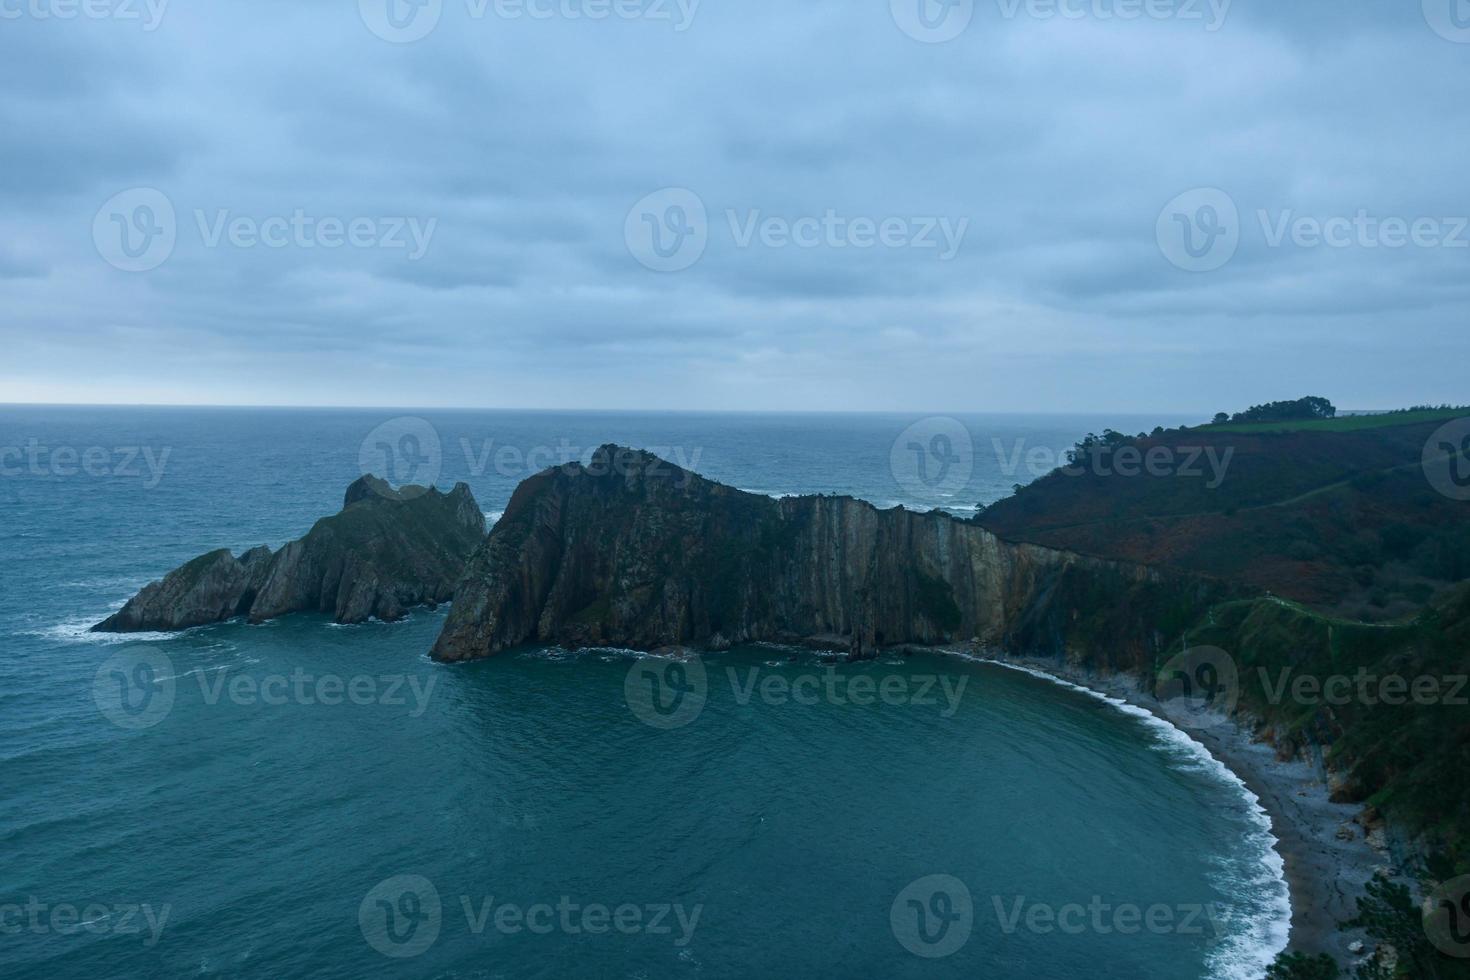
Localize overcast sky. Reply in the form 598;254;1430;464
2;0;1467;413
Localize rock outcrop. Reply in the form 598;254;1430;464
95;476;486;632
431;445;1226;663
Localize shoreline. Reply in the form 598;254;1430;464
959;651;1384;970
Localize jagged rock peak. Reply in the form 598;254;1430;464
94;477;487;633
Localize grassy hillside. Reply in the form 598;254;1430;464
1200;407;1468;435
977;415;1470;620
1178;587;1470;862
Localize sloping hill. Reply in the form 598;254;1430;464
977;416;1470;620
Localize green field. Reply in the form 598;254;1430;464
1196;406;1468;434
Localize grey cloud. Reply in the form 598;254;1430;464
0;0;1466;410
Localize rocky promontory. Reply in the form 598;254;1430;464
94;476;487;632
430;445;1225;663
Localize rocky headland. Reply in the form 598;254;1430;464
429;444;1230;664
94;475;486;631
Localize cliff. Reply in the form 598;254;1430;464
94;476;487;631
430;445;1226;664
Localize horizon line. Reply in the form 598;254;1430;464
0;401;1400;417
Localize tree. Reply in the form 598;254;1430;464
1231;397;1339;423
1265;952;1338;980
1213;412;1231;425
1345;873;1470;979
1302;395;1337;419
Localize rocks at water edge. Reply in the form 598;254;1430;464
93;476;487;632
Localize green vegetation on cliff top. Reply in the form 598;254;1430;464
1202;406;1467;435
979;402;1470;620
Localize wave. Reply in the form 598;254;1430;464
324;612;418;629
967;656;1291;980
56;575;154;592
735;488;797;500
24;615;179;646
484;510;505;525
515;645;702;663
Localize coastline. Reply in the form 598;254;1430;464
960;651;1384;970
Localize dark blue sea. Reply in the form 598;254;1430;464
0;407;1288;979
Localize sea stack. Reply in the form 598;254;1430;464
94;476;487;632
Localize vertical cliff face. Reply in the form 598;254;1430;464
96;476;487;632
431;446;1217;664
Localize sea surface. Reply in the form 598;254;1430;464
0;407;1288;979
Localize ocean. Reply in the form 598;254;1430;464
0;406;1288;979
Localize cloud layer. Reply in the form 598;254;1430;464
2;0;1467;412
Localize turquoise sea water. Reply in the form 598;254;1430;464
0;407;1287;978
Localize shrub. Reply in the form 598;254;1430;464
1288;540;1321;561
1265;952;1338;979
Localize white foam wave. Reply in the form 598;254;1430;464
516;645;700;663
27;616;179;646
736;488;795;500
484;510;505;525
325;613;416;629
57;575;154;592
158;664;231;683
